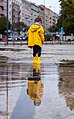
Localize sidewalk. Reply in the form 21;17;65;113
0;40;74;47
0;43;74;62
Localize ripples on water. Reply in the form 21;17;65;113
0;55;74;119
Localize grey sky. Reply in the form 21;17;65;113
28;0;61;14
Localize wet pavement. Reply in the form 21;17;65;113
0;44;74;119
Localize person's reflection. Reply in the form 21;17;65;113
33;60;41;74
58;62;74;110
27;63;44;106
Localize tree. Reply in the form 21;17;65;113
48;25;58;33
0;16;11;34
13;22;28;35
57;0;74;34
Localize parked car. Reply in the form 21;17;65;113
8;36;13;41
15;36;20;41
22;34;28;41
14;34;28;41
19;34;28;41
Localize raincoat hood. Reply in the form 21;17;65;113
30;24;41;32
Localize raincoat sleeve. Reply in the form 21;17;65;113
27;28;34;48
38;26;44;43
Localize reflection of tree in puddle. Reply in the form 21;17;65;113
58;60;74;110
27;63;44;106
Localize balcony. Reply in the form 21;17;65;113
0;1;5;7
0;9;5;14
0;6;4;10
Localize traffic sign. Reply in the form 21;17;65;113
10;29;14;36
59;27;65;35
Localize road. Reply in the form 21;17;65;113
0;44;74;119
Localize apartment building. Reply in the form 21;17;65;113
12;2;20;23
0;0;58;33
39;5;50;32
8;0;21;24
44;6;50;32
39;5;58;32
21;0;31;26
0;0;7;17
30;2;39;25
39;5;45;28
49;10;58;27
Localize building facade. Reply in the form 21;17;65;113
0;0;59;33
8;0;21;24
0;0;7;17
30;2;39;25
21;0;31;26
12;2;20;24
49;10;58;27
39;5;58;32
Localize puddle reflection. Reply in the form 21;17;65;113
58;61;74;111
0;48;25;51
27;63;44;106
0;54;74;119
0;56;27;82
0;56;28;119
10;63;44;119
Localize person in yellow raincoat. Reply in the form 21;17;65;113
27;77;44;106
28;17;44;68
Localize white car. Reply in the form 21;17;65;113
8;36;13;41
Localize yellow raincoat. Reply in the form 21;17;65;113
27;79;44;101
28;24;44;48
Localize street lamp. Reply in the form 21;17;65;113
43;0;45;31
6;0;8;45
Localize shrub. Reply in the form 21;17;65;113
44;34;52;41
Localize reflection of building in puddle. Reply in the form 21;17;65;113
0;55;28;89
27;63;44;106
58;61;74;110
0;56;30;119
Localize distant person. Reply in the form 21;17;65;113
28;17;44;66
2;35;7;41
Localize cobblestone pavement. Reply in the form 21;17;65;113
0;44;74;119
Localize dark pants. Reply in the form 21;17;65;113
33;45;41;57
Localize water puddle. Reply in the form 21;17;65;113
0;55;74;119
0;48;26;51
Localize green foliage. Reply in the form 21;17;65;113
0;16;11;34
58;0;74;34
13;22;28;35
44;34;52;41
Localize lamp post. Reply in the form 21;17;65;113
6;0;8;45
43;0;45;32
60;2;65;43
43;0;48;44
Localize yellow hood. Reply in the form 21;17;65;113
30;24;41;32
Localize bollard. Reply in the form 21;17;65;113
2;36;7;46
4;40;7;46
12;38;15;46
20;37;22;45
